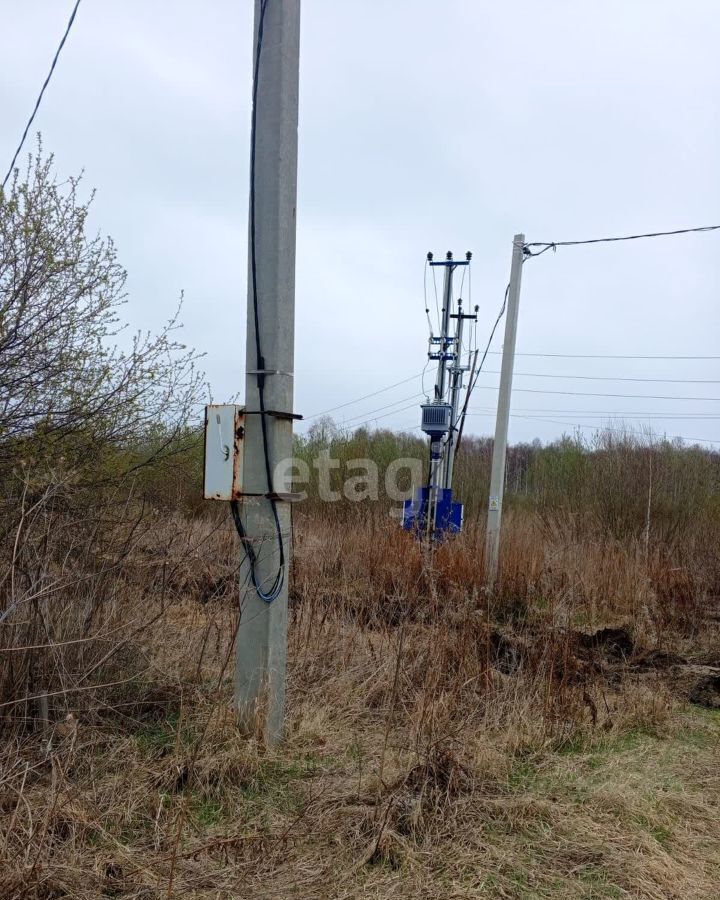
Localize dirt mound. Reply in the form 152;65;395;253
632;649;687;670
689;673;720;709
576;626;634;660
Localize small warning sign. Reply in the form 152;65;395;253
489;496;500;511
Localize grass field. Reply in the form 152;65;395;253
2;509;719;899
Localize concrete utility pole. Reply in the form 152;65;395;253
435;261;454;401
485;233;525;590
434;259;455;498
413;252;473;539
236;0;301;745
444;297;469;491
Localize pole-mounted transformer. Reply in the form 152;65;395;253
402;251;477;539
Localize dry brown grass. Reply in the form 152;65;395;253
1;510;719;898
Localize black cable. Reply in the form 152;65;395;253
232;0;284;604
453;282;510;454
457;263;467;303
340;392;426;425
306;372;425;420
490;352;720;360
525;224;720;254
471;385;720;402
423;260;434;337
471;405;720;419
306;348;720;426
480;370;720;385
2;0;82;190
461;410;720;446
431;265;441;327
465;283;510;403
505;414;720;447
343;401;419;431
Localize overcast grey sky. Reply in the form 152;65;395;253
3;0;719;446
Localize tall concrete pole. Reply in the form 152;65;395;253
485;234;524;590
236;0;300;745
435;260;454;496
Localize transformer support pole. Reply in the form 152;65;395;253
484;233;525;590
432;262;455;500
435;263;454;401
443;309;464;490
429;261;454;533
235;0;301;746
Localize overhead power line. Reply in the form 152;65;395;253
340;383;720;432
307;372;720;427
454;282;510;450
337;392;425;426
474;405;720;419
307;350;477;422
525;224;720;255
461;411;720;446
472;385;720;402
487;351;720;361
343;409;720;447
469;409;720;423
337;386;720;434
480;370;720;385
508;414;720;447
306;372;424;420
338;401;420;431
305;349;720;421
2;0;82;190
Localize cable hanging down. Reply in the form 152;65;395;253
3;0;82;190
454;281;511;453
231;0;285;605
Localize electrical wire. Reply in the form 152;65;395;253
2;0;82;189
469;263;478;355
468;260;472;314
347;395;720;433
457;264;467;303
471;405;720;419
504;414;720;447
431;265;440;329
305;349;720;426
524;224;720;254
475;285;509;382
331;400;720;442
470;385;720;402
453;282;510;451
232;0;284;604
460;411;720;446
343;402;420;431
339;392;427;426
421;356;431;402
479;370;720;385
334;352;478;429
423;260;434;337
518;352;720;361
360;414;720;447
306;372;425;420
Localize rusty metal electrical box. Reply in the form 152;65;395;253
203;404;245;501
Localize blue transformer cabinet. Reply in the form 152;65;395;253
402;486;463;536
